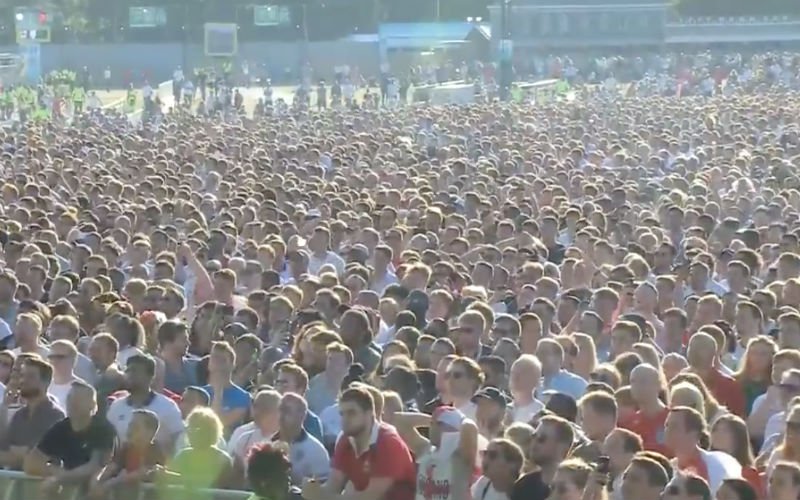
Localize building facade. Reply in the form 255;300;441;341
488;0;671;49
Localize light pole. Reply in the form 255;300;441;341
498;0;512;101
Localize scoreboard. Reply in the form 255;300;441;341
15;7;51;43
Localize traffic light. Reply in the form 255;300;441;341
37;11;47;25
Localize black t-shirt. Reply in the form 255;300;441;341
37;415;117;469
510;471;550;500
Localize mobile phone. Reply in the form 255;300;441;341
596;456;611;475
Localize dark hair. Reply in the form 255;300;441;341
339;386;375;413
545;393;578;422
682;472;711;500
26;357;54;386
127;354;157;377
629;456;669;488
638;451;673;480
247;442;292;498
719;478;756;500
157;320;188;347
184;386;211;406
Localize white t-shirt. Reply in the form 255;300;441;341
106;392;184;446
308;251;346;276
456;401;477;421
470;476;510;500
48;381;74;410
229;426;267;464
512;399;544;424
117;346;143;369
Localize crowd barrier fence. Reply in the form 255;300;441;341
0;469;251;500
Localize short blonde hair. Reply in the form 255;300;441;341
186;407;223;448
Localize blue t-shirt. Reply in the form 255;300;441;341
304;411;323;443
202;383;251;424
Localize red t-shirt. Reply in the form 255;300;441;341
742;466;763;498
706;370;746;417
332;422;416;500
620;408;673;458
677;450;709;484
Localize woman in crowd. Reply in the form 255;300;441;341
710;414;761;494
160;407;232;497
734;336;776;417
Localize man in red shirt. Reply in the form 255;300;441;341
664;406;741;495
687;332;746;417
301;386;416;500
622;364;672;458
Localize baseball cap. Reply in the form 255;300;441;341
471;386;510;407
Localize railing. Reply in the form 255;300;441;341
0;469;251;500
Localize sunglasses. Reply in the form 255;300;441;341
482;449;500;461
48;353;70;360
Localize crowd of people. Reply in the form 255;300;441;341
0;47;798;500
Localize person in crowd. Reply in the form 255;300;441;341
664;406;741;494
716;478;757;500
47;339;86;410
509;354;545;424
767;403;800;475
228;388;281;469
623;363;671;457
306;342;352;415
106;354;184;450
301;386;415;500
748;349;800;443
536;338;587;400
661;472;712;500
89;409;166;499
25;381;117;492
445;356;484;420
710;414;761;494
0;357;65;470
49;315;95;383
471;438;524;500
273;392;330;485
89;333;127;415
246;441;303;500
574;390;617;462
686;332;746;418
769;461;800;500
13;313;49;358
761;369;800;451
2;48;800;500
603;427;644;498
620;454;670;500
274;363;324;441
158;320;198;395
160;407;232;494
512;414;573;500
204;341;251;433
472;386;510;440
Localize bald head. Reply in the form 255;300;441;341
686;332;717;370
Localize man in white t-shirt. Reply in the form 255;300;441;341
273;393;329;486
47;340;84;410
509;354;545;424
106;354;183;450
307;226;345;276
227;389;281;467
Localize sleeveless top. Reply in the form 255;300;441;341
416;442;472;500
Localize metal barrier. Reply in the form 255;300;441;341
0;470;251;500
